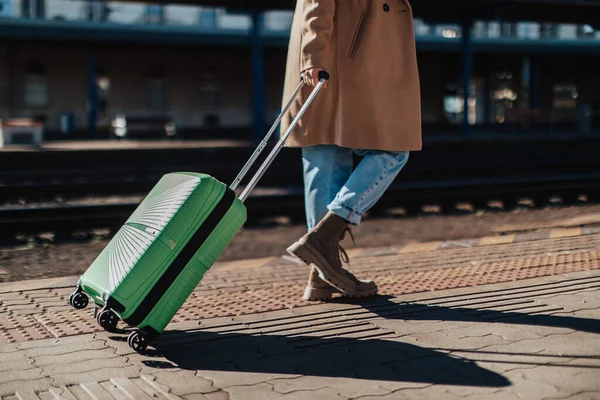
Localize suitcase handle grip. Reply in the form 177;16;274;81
232;73;329;202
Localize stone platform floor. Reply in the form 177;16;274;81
1;227;599;399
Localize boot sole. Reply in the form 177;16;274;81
303;285;379;302
287;240;357;296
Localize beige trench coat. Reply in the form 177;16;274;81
281;0;422;152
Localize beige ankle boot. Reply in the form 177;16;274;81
287;211;360;295
303;266;379;301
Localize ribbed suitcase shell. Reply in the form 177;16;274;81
78;172;246;335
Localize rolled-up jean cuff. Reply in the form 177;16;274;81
327;203;362;225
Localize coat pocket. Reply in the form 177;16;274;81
348;11;367;59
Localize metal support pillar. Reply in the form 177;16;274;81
529;57;540;110
461;19;473;135
87;52;97;137
7;44;15;115
483;56;491;125
251;10;266;141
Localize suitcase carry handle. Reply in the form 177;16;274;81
233;71;330;203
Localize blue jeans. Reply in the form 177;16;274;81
302;145;410;230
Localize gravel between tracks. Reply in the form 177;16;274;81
1;203;600;283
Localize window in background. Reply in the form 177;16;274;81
442;80;478;125
24;60;47;108
198;8;217;28
540;23;559;39
501;22;518;38
21;0;45;18
552;84;578;109
147;64;166;109
490;71;518;124
0;0;12;17
145;5;164;24
577;24;595;39
199;70;219;109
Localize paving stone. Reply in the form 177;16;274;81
501;322;576;338
202;391;231;400
368;384;513;400
560;393;600;400
17;334;94;350
552;310;600;320
58;384;103;400
0;351;33;373
504;368;573;400
90;376;175;400
456;354;570;375
135;356;182;376
269;375;389;398
0;314;38;330
183;394;213;400
536;289;600;312
0;368;45;385
409;330;511;351
94;333;137;356
156;340;264;370
507;366;600;396
1;326;54;344
558;357;600;369
482;331;600;357
25;339;108;358
34;348;119;367
314;342;414;371
227;383;341;400
0;342;20;353
150;370;218;396
235;307;340;328
349;387;462;400
391;354;510;388
0;378;53;398
441;322;545;342
369;319;454;337
50;363;141;386
197;370;301;390
9;305;44;315
0;299;34;307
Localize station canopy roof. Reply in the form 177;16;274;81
117;0;600;25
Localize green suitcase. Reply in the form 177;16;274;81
67;72;329;352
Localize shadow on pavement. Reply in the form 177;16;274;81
137;326;510;387
349;295;600;335
133;287;600;387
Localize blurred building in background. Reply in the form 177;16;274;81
0;0;599;139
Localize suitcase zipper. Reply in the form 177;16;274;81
348;11;367;59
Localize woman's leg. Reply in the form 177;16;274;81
289;149;410;297
301;144;353;231
328;150;410;225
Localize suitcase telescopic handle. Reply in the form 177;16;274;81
233;71;330;203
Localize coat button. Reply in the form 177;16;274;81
383;3;390;12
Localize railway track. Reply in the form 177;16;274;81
2;172;600;240
3;134;600;240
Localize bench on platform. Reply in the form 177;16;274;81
0;119;44;147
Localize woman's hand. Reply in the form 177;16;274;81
303;68;329;88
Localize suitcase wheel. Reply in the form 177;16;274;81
68;292;89;310
96;309;118;331
127;330;149;353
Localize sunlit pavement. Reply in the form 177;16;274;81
1;227;599;399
